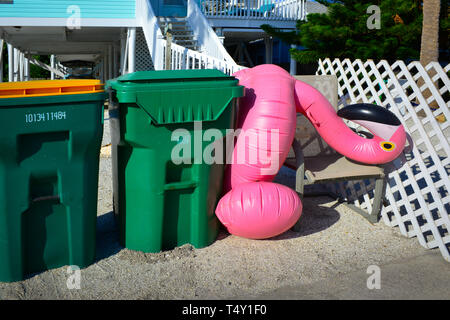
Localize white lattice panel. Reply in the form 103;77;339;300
136;28;154;71
317;58;450;261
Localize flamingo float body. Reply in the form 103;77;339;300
216;65;406;239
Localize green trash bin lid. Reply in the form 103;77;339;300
107;69;244;124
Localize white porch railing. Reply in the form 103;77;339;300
316;58;450;262
200;0;306;20
162;41;245;74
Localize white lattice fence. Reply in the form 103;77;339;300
316;58;450;261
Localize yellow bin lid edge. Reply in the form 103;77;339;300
0;80;104;99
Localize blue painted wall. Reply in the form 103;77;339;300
0;0;136;19
249;39;292;65
150;0;186;17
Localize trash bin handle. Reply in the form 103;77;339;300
164;180;197;191
31;195;60;203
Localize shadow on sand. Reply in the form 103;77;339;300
95;211;122;262
95;166;341;256
217;166;341;242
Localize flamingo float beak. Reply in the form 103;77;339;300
337;103;405;154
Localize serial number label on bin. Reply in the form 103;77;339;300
25;111;67;123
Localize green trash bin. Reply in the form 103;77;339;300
107;69;244;253
0;80;106;282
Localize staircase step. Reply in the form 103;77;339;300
158;17;188;22
172;34;195;39
160;21;188;25
173;41;197;47
164;26;190;31
173;38;196;42
158;17;199;52
173;40;197;47
182;46;198;50
160;22;188;27
170;30;193;34
159;21;189;26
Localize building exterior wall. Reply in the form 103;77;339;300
0;0;135;19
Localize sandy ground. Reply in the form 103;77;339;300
0;113;448;300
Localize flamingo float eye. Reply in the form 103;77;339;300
380;141;396;152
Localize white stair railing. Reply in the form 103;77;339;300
200;0;305;21
162;41;245;74
136;0;165;70
186;0;236;64
137;0;239;71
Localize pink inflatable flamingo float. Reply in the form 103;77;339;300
216;64;406;239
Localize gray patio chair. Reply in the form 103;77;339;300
284;75;386;228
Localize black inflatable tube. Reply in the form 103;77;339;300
337;103;401;126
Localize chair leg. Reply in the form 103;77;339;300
368;177;386;223
292;164;305;232
342;177;385;224
296;165;305;201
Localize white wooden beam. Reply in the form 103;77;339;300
50;54;56;80
7;44;13;82
19;51;24;81
290;44;297;75
120;31;128;75
0;39;4;82
13;48;19;82
128;27;136;73
24;55;30;81
113;44;119;78
264;36;273;64
108;45;113;80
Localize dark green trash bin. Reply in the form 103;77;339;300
0;80;106;282
107;69;243;253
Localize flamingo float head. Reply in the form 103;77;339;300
294;80;406;165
